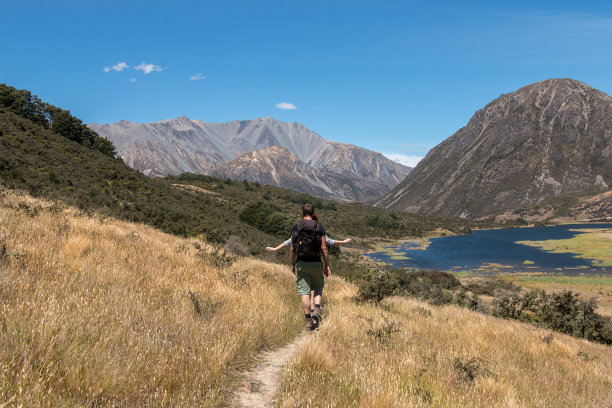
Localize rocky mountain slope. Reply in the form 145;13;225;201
210;145;391;202
376;78;612;218
89;116;410;202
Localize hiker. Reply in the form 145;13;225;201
290;203;330;331
266;236;352;252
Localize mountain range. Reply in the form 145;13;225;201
376;78;612;219
89;116;411;203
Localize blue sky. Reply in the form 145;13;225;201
2;0;612;166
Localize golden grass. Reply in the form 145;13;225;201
2;189;611;407
0;190;303;406
278;297;612;407
517;228;612;267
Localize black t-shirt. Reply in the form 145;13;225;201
291;219;326;262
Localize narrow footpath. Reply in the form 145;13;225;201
233;333;310;407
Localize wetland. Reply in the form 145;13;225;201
365;223;612;276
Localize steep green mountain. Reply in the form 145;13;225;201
377;79;612;219
0;84;473;256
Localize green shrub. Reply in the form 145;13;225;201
365;213;401;230
239;201;294;237
490;288;612;344
358;268;400;303
537;290;612;344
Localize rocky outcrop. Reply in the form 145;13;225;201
89;116;411;203
376;78;612;218
210;145;391;202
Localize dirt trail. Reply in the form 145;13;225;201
234;333;309;407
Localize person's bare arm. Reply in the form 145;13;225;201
335;238;352;245
321;235;331;277
266;242;285;252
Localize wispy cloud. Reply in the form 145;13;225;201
190;73;206;81
103;62;129;72
130;78;136;83
135;62;163;74
275;102;297;110
383;153;423;168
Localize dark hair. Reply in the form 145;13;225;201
312;213;318;222
302;203;315;216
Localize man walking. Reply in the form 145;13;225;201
291;203;331;331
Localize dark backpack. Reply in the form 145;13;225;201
294;219;321;261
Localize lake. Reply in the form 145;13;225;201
365;223;612;276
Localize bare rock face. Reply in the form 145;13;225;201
89;116;411;203
210;145;391;202
376;78;612;218
307;142;408;190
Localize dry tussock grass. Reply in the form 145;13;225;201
279;296;612;407
0;190;302;406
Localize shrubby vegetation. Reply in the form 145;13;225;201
0;84;115;156
0;86;481;260
365;213;401;230
0;105;278;254
239;201;295;237
0;85;482;255
357;267;612;344
493;289;612;344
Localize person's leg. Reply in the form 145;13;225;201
296;262;314;331
310;290;315;313
312;289;322;306
311;262;324;324
301;294;311;315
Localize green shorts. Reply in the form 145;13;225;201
295;261;324;296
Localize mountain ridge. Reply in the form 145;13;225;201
376;78;612;218
89;116;411;202
209;145;393;202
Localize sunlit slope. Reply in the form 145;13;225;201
2;189;610;407
0;190;326;406
279;297;612;407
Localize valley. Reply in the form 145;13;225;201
1;80;611;406
4;0;612;405
1;190;610;406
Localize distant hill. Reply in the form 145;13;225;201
89;116;411;203
376;78;612;219
0;84;472;255
210;145;391;203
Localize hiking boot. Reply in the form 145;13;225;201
305;317;314;331
312;307;323;325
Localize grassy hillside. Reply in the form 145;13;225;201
0;103;279;247
0;85;476;258
1;191;610;406
279;296;612;407
0;190;305;406
167;173;474;242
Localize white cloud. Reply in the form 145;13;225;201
190;73;206;81
103;61;129;72
383;153;423;168
130;78;136;82
275;102;297;110
134;62;163;74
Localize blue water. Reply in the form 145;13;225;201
365;223;612;276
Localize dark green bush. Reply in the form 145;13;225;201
491;288;612;344
239;201;294;237
365;213;401;230
358;268;400;303
537;290;612;344
492;290;540;320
